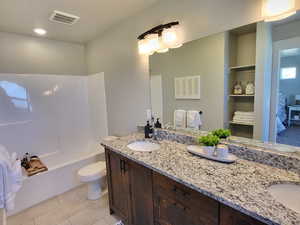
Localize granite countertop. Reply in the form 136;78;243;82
101;133;300;225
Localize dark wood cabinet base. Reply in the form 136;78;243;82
220;205;266;225
109;208;114;215
105;148;266;225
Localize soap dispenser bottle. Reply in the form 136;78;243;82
144;121;153;138
154;118;162;128
21;153;31;169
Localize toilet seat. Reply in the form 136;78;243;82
78;161;106;182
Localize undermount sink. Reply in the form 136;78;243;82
127;141;160;152
268;183;300;214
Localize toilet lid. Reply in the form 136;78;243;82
78;161;106;177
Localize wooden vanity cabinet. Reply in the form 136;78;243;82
128;160;154;225
105;148;154;225
105;149;131;224
153;172;219;225
105;148;267;225
154;195;195;225
220;205;266;225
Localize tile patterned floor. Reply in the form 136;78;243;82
8;185;120;225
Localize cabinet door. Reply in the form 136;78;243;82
220;204;266;225
129;161;154;225
154;195;198;225
153;172;219;225
105;149;130;224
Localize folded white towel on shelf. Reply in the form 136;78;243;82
232;111;255;125
233;115;255;119
234;116;254;119
233;116;254;121
174;110;187;129
0;145;22;211
234;111;255;116
187;111;202;129
232;119;254;124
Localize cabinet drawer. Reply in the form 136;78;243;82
153;172;219;208
153;172;219;225
154;195;199;225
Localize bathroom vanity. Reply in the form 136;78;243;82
105;150;264;225
102;133;300;225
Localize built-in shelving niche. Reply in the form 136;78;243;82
227;23;257;138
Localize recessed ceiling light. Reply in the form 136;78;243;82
34;28;47;36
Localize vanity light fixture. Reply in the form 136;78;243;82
262;0;297;22
138;21;182;55
156;35;169;53
162;26;183;49
138;39;151;55
34;28;47;36
146;33;160;55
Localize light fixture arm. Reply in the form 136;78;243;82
137;21;179;40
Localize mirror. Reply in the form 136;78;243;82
149;15;300;150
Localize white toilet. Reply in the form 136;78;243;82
78;161;107;200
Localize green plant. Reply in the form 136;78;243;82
198;134;220;146
212;129;231;139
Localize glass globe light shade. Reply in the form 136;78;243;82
262;0;296;22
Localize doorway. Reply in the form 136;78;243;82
150;74;163;124
270;37;300;146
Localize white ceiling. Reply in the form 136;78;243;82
0;0;158;44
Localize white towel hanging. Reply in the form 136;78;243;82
187;111;202;129
0;145;22;211
174;110;187;129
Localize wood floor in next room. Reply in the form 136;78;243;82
8;185;120;225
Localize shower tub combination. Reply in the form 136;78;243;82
11;147;105;215
0;73;108;216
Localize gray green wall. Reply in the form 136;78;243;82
86;0;262;135
149;32;226;131
0;32;87;75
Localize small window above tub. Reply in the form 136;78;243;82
281;67;297;80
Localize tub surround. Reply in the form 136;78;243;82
0;73;108;216
101;133;300;225
10;149;104;216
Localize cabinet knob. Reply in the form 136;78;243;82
120;159;126;173
119;159;123;172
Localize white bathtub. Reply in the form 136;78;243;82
10;146;105;216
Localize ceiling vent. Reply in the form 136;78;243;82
49;10;80;25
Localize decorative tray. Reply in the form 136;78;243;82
187;145;237;163
25;157;48;176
